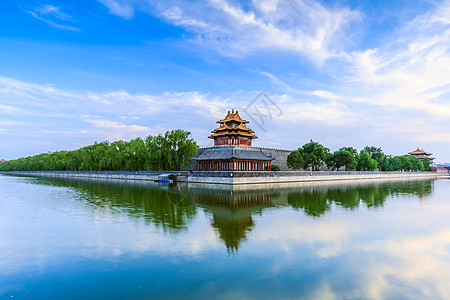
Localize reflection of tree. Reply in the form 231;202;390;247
389;180;434;200
33;177;197;233
287;189;330;217
288;180;434;216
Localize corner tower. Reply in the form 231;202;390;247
209;109;257;146
192;109;274;171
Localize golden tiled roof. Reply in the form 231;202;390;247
209;109;257;140
408;147;433;155
217;109;249;124
211;123;254;134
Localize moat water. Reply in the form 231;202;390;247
1;175;450;299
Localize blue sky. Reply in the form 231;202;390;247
1;0;450;162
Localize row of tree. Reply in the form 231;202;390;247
0;129;199;172
287;141;432;172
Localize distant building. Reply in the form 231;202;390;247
408;148;435;163
431;165;450;174
0;159;5;162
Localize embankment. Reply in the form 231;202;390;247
1;170;446;185
0;171;188;181
188;170;446;185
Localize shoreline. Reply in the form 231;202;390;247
0;171;181;182
188;171;445;185
1;170;446;185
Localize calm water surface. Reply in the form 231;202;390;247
1;175;450;299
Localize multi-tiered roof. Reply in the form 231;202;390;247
408;148;436;162
209;110;257;146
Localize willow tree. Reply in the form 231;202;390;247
0;129;198;172
148;129;199;171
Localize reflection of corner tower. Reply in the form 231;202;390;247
211;209;254;253
192;188;274;253
193;110;274;171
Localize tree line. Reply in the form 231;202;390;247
287;141;432;172
0;129;198;172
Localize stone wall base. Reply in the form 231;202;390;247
2;171;446;186
188;172;445;185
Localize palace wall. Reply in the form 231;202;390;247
257;147;292;170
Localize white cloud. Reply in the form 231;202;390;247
343;1;450;116
34;5;72;21
23;4;80;31
85;118;153;140
306;90;341;100
96;0;360;65
266;94;359;126
97;0;134;19
0;104;21;114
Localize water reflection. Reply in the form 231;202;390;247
193;180;433;251
33;177;197;233
29;177;434;253
2;175;448;300
288;179;434;217
190;187;275;253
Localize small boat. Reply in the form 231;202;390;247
156;173;179;183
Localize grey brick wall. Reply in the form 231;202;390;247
257;147;291;170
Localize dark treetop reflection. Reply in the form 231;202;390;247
1;175;447;300
29;176;433;251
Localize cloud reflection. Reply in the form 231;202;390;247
1;175;449;299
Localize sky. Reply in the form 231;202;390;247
1;0;450;163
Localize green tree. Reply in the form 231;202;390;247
0;129;198;172
423;159;432;171
287;150;304;170
363;146;386;170
357;150;378;171
166;129;199;170
386;156;401;171
327;149;356;171
399;155;412;171
271;165;281;171
340;147;358;158
409;156;424;171
300;140;330;171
